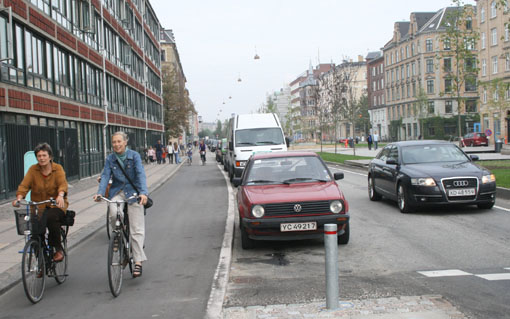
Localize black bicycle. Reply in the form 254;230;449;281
14;199;74;303
96;195;137;297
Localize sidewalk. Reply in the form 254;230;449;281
0;160;183;295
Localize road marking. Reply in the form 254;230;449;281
494;205;510;213
417;269;473;277
475;273;510;281
329;166;367;177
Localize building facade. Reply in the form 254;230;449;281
0;0;163;199
366;51;388;140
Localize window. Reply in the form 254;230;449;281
412;62;416;76
426;59;434;73
443;38;450;50
491;1;497;18
483;88;487;103
465;76;477;92
465;38;475;50
445;78;452;92
465;57;476;72
445;100;453;113
25;30;53;93
481;7;486;23
443;58;451;72
506;54;510;71
491;28;498;45
481;32;486;49
406;64;410;78
426;39;433;52
494;90;499;101
428;101;435;114
427;80;434;94
482;58;487;76
466;100;477;113
54;46;73;99
506;27;510;42
466;17;472;30
492;56;498;74
411;43;415;55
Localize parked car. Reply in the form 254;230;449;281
232;151;350;249
216;140;223;162
463;132;489;147
367;140;496;213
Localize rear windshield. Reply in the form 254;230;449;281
235;128;284;147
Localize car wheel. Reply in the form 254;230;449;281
337;224;349;245
477;201;495;209
240;226;256;249
397;183;414;214
368;176;382;201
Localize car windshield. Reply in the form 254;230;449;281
235;128;284;147
401;144;470;164
245;156;331;185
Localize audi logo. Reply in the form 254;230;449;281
453;180;469;187
293;204;302;212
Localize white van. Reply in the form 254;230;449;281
226;113;287;180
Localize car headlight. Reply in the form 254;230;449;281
482;174;496;184
411;178;436;186
330;200;343;214
251;205;265;218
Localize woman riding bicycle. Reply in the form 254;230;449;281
94;131;148;278
12;143;69;262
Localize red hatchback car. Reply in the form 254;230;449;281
232;151;350;249
463;132;489;146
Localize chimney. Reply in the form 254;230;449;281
358;55;363;62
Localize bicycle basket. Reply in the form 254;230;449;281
14;210;47;235
62;210;76;226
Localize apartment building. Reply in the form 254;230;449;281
476;0;510;145
383;7;479;141
0;0;163;199
366;51;387;139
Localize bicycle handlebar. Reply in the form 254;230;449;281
95;194;138;204
15;198;56;207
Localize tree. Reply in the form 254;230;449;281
162;65;195;139
355;94;370;136
414;87;429;138
198;129;212;139
213;120;223;138
438;1;479;140
481;78;509;139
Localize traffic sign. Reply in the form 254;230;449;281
485;129;492;136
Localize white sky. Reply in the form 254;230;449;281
150;0;476;123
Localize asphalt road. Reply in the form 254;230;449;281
225;163;510;319
0;153;228;319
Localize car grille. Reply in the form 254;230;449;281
441;177;478;201
263;201;332;216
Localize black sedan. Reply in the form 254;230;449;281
367;140;496;213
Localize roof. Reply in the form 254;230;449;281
160;29;175;44
252;151;318;160
366;51;382;60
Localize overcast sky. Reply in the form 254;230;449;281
150;0;476;123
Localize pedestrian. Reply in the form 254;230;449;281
162;147;166;164
148;146;155;164
180;143;185;156
373;131;379;150
173;142;180;164
167;141;173;164
367;134;373;150
94;131;148;278
154;140;163;164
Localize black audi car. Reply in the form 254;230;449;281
367;140;496;213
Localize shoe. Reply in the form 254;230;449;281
36;269;44;278
113;237;119;252
133;264;142;278
53;250;64;262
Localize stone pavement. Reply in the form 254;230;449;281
0;159;183;295
223;295;466;319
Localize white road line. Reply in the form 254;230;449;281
494;205;510;213
417;270;473;277
329;166;368;177
475;273;510;281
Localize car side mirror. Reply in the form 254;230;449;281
229;141;233;151
334;172;344;180
386;158;398;165
232;177;242;187
470;155;479;161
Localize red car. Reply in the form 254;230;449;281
463;132;489;146
232;151;350;249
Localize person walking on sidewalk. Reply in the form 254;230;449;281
166;141;174;164
172;142;180;164
155;140;163;164
94;131;148;278
367;134;373;150
13;142;69;262
373;131;379;150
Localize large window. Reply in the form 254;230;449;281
426;59;434;73
427;80;434;94
54;46;73;98
465;76;477;92
25;30;53;92
445;100;453;114
466;100;477;113
1;24;24;84
443;58;451;72
426;39;433;52
428;101;435;114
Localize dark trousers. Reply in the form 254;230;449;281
168;153;173;164
156;151;162;164
368;142;372;150
46;207;65;251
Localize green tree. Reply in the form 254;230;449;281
213;120;223;138
198;129;212;139
438;1;479;139
414;87;429;138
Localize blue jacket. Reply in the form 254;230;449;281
97;150;149;202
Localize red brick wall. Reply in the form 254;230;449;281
61;102;80;118
8;89;31;110
4;0;27;19
57;26;77;51
33;95;59;114
0;88;6;106
29;8;56;37
80;106;91;120
91;109;105;122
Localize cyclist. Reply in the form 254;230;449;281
187;145;193;164
199;140;206;164
12;143;69;262
94;131;148;278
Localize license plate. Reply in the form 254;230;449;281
448;188;476;196
280;222;317;232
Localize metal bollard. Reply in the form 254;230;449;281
324;224;339;310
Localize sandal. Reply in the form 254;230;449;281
133;264;142;278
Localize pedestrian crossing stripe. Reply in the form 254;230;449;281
418;268;510;281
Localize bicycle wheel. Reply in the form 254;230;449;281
21;239;45;304
54;232;68;284
106;206;111;240
108;232;124;297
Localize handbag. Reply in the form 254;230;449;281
116;159;153;209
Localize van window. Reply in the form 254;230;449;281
235;128;284;146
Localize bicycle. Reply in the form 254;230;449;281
187;150;193;165
13;199;74;303
95;195;137;297
200;151;206;166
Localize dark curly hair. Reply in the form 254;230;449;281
34;143;53;158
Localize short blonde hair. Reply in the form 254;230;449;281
112;131;128;142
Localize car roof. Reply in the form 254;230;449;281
251;151;318;160
390;140;455;147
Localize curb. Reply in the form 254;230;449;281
0;161;183;297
